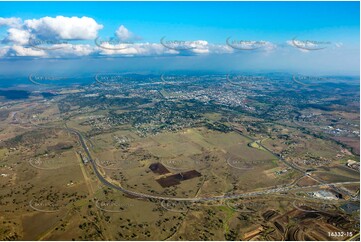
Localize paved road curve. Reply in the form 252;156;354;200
67;127;359;202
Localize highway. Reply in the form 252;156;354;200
67;126;359;203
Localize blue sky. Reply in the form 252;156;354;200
1;1;359;42
0;1;359;75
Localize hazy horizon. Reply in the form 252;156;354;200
0;1;359;76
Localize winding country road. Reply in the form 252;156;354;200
66;126;359;203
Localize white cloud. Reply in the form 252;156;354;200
287;40;312;52
48;44;95;57
0;17;22;28
159;39;234;55
115;25;133;41
0;16;104;58
0;46;10;57
287;39;332;52
181;41;230;55
4;28;32;45
186;40;210;54
0;43;95;58
0;16;272;59
96;40;234;57
226;39;276;52
262;41;277;52
4;45;47;57
24;16;103;40
98;42;178;56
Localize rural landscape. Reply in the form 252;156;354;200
0;1;359;241
0;73;359;240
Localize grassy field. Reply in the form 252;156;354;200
1;99;358;240
89;127;294;198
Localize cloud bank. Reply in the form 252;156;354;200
0;15;349;61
